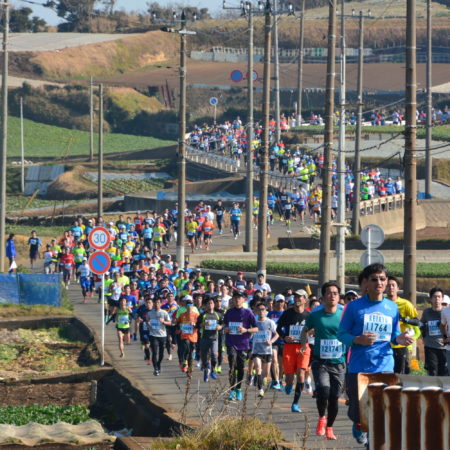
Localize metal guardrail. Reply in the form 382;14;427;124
359;193;405;215
186;145;305;192
359;373;450;450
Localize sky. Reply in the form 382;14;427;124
11;0;225;26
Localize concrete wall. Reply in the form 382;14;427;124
420;199;450;227
359;204;427;235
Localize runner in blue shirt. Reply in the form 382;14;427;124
229;202;242;239
337;263;413;446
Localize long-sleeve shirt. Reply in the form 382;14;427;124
338;295;401;373
6;239;16;259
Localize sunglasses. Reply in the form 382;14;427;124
369;277;387;282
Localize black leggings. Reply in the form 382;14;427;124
180;339;195;367
425;346;448;376
227;347;249;390
150;336;165;370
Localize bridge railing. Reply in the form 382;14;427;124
359;193;405;215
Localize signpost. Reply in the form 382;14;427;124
88;226;111;251
209;97;218;122
88;240;111;367
360;224;385;268
230;69;243;82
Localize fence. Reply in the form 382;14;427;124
186;145;305;192
359;193;405;215
0;273;62;306
359;373;450;450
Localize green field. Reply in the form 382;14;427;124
6;116;175;158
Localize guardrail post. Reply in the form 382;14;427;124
420;387;444;450
384;385;403;450
401;387;421;450
368;383;387;450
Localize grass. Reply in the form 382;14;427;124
7;196;83;213
201;260;450;279
6;115;175;158
0;304;73;318
5;225;68;238
152;417;283;450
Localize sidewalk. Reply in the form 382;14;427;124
70;285;364;449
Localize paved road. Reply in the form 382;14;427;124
9;33;134;52
71;287;364;449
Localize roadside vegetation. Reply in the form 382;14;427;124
0;304;72;318
201;260;450;279
0;405;90;426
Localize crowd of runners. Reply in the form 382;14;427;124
5;206;450;446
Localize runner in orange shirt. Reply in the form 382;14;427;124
176;299;200;376
201;218;215;251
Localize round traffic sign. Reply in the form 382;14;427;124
209;97;218;106
246;70;259;81
361;224;385;249
88;251;111;275
360;249;385;269
88;226;111;250
230;69;243;82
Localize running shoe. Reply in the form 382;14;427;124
352;423;368;445
272;382;282;391
316;416;327;436
285;384;293;395
228;390;236;401
120;352;124;358
236;389;243;401
291;403;302;413
168;354;172;361
203;368;210;383
181;362;188;373
258;389;265;398
153;369;159;376
216;365;222;374
325;427;337;440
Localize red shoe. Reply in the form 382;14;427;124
326;427;337;440
316;416;327;436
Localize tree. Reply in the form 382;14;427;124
2;7;48;32
53;0;98;32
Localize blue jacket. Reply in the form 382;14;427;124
6;239;16;259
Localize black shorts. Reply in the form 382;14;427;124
108;298;119;308
117;327;130;335
252;354;272;363
141;332;150;344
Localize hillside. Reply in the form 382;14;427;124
5;116;175;159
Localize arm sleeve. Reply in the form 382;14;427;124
391;311;402;344
276;312;287;338
337;304;357;348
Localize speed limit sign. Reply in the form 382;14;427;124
88;226;111;250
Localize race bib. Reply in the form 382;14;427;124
229;322;242;335
289;325;303;342
119;315;129;325
320;339;343;359
64;263;72;269
150;319;160;330
205;320;217;331
154;232;160;238
363;313;393;341
428;320;441;336
181;324;194;334
254;331;269;343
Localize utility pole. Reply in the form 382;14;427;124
404;0;417;304
257;0;272;276
425;0;432;197
223;1;263;253
20;97;24;194
155;10;197;266
273;0;281;143
89;76;94;162
0;0;9;273
336;0;346;291
351;10;370;235
257;0;294;275
318;0;337;288
97;84;104;219
296;0;305;127
246;3;254;252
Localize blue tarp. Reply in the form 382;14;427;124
0;273;62;306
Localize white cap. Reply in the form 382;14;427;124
183;295;193;301
217;279;225;284
443;294;450;306
275;294;285;302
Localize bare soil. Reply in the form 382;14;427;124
102;61;450;93
390;226;450;240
